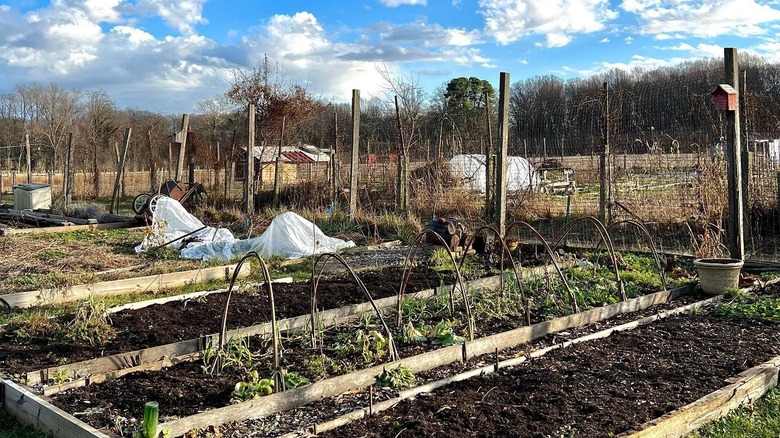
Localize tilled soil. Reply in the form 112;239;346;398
47;295;778;437
0;267;448;374
321;314;780;438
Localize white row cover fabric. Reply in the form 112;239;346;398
448;154;540;193
134;196;354;260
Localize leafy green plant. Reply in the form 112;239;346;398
376;364;416;389
713;295;780;322
357;329;388;364
305;354;346;380
401;322;427;344
282;371;310;389
52;368;70;384
430;320;465;346
230;370;274;403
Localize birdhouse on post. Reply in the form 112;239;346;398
712;84;737;111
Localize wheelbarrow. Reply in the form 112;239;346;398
132;179;207;216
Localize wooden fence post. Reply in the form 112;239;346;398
175;114;189;182
494;72;510;235
599;82;612;224
64;133;74;205
273;116;285;209
110;128;132;214
244;104;255;214
724;47;745;260
349;89;360;217
330;112;338;209
25;133;31;183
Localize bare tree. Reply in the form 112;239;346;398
79;90;118;197
376;65;427;214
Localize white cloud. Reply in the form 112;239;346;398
478;0;617;47
133;0;208;35
600;37;610;43
379;0;428;6
621;0;780;38
578;54;687;76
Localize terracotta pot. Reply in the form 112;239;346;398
693;258;744;295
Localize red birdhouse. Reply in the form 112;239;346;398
712;84;737;111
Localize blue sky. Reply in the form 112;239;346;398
0;0;779;113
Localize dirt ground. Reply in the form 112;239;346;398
0;267;446;374
321;312;779;438
45;297;780;437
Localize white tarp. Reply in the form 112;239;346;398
448;154;540;193
134;196;354;260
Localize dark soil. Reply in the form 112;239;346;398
46;295;778;437
321;314;780;438
0;266;449;374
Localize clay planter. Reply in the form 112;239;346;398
693;258;744;295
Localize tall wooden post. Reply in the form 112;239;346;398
494;72;510;235
110;128;132;214
725;47;745;260
64;132;74;205
484;94;494;222
175;114;189;182
394;95;408;215
244;104;255;214
599;82;611;224
273;116;285;208
330;112;338;208
25;133;32;183
349;89;360;216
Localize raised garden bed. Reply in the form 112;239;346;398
1;249;704;437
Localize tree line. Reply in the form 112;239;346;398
1;54;778;197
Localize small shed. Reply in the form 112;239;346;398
712;84;738;111
236;145;330;186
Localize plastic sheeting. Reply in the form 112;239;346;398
449;154;540;193
134;196;354;260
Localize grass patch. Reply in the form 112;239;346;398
0;408;52;438
690;387;780;438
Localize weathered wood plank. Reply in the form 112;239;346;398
0;221;142;236
2;379;112;438
0;263;250;308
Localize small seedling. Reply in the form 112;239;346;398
282;371;310;389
